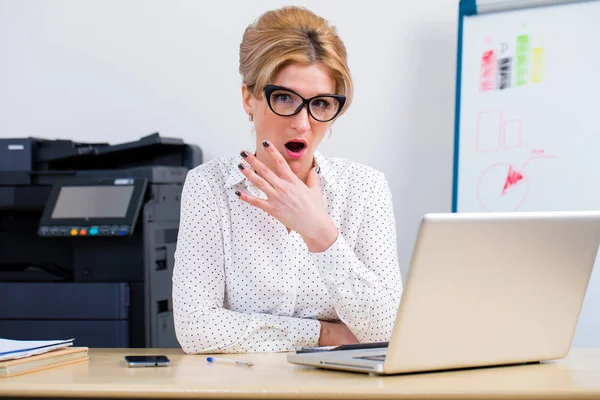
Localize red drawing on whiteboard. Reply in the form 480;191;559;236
502;165;524;195
480;50;497;92
502;119;523;149
476;110;502;152
475;109;558;212
478;163;530;211
476;111;523;152
476;151;558;212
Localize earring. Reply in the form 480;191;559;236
249;114;254;122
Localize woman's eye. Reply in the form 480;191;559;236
313;99;331;109
274;94;293;103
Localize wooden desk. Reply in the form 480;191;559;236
1;348;600;399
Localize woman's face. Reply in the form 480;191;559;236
243;63;336;176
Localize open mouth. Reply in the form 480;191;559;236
284;140;306;153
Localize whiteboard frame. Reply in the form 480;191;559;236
451;0;599;212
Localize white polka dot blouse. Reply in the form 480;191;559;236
172;149;404;353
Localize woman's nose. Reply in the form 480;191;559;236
292;106;311;132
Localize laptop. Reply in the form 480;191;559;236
287;211;600;375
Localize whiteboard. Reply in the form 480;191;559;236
454;0;600;347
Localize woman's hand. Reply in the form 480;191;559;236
318;321;359;346
236;140;338;252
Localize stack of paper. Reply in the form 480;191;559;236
0;338;88;377
0;338;75;361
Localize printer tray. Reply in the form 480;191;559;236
0;282;130;347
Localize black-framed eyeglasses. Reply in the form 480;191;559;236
263;85;346;123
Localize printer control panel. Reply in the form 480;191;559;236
39;225;133;237
38;178;147;238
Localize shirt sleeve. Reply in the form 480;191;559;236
172;172;321;354
309;171;404;343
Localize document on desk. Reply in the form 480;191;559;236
0;338;74;361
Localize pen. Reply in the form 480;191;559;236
206;357;254;367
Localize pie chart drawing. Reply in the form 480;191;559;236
477;163;530;212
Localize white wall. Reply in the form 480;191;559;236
0;0;459;279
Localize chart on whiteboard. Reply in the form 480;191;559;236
472;24;557;212
454;10;590;214
478;28;546;93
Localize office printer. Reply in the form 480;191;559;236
0;133;202;348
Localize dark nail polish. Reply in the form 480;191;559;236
262;140;270;148
235;190;241;197
238;163;245;170
240;151;248;158
316;166;321;174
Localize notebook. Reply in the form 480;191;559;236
0;338;74;361
0;347;89;377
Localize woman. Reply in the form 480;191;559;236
172;6;403;353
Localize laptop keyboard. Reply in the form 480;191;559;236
354;354;386;362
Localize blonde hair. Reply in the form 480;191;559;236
239;6;353;116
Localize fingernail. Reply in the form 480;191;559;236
238;163;245;170
235;190;241;197
240;151;248;158
316;166;321;174
262;140;270;148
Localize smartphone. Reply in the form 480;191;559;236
124;355;171;367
